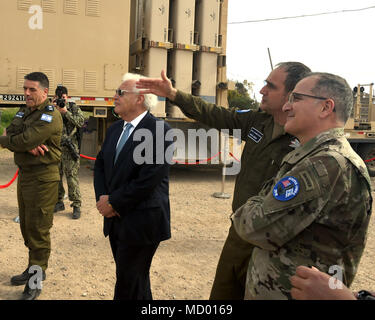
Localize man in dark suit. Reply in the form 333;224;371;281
94;73;173;300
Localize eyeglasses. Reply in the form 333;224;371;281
288;92;328;104
115;89;138;96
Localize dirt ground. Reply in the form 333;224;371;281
0;148;374;300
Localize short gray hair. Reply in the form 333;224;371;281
308;72;353;123
122;73;158;111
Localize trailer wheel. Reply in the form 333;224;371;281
359;144;375;177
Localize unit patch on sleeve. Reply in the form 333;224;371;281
40;113;53;123
273;176;300;201
236;109;251;113
248;127;263;143
15;112;25;118
300;170;314;191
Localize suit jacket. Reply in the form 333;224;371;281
94;112;173;245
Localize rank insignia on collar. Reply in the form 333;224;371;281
289;138;300;148
273;176;300;201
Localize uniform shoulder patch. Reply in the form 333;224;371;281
300;170;314;191
45;105;54;112
236;109;251;113
273;176;300;201
313;160;328;177
15;111;25;118
248;127;264;143
40;113;53;123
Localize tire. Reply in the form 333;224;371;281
359;144;375;177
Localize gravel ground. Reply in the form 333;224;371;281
0;148;374;300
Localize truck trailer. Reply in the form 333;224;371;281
345;83;375;176
0;0;236;166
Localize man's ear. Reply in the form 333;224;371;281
137;94;145;105
320;98;335;118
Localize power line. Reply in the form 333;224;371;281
228;5;375;24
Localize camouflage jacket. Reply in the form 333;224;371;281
61;101;84;152
232;128;372;299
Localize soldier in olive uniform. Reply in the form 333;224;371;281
136;62;311;299
0;72;62;300
53;85;84;219
232;72;372;299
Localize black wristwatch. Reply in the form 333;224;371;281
356;290;375;300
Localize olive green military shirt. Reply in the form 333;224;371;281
173;90;299;211
0;99;63;175
232;128;372;299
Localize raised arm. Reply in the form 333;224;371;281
136;70;177;101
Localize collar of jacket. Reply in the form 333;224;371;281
34;98;51;112
281;128;345;165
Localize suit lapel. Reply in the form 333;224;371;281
105;121;124;180
112;112;152;173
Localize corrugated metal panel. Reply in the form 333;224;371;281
64;0;79;15
17;67;32;89
84;70;98;91
40;67;56;90
17;0;32;11
42;0;57;13
63;69;78;90
86;0;100;17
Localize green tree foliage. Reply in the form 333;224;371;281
0;108;17;135
228;81;259;110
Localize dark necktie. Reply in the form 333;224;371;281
114;123;133;163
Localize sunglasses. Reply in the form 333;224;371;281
115;89;138;96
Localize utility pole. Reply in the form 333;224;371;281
267;47;273;70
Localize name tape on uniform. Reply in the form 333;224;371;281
248;127;263;143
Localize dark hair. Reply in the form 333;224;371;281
309;72;353;123
275;62;311;93
24;72;49;89
55;85;68;95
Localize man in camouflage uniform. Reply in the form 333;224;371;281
53;86;84;219
0;72;62;300
232;72;372;299
136;62;311;299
